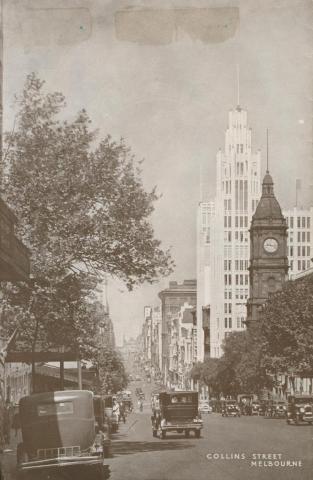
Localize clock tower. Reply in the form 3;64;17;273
246;171;288;326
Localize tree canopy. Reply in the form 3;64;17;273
1;73;173;361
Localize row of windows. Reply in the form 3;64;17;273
224;317;232;329
224;259;249;271
286;216;311;229
289;246;311;257
224;317;246;329
290;231;311;243
224;303;232;314
290;259;312;272
224;216;249;228
224;274;249;285
224;231;249;243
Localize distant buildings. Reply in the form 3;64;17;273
158;280;197;384
283;206;313;276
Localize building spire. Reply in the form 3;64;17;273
266;128;269;173
236;64;240;107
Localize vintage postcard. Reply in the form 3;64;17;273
0;1;312;480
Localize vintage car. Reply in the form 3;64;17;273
151;391;203;439
135;387;143;397
198;401;212;414
17;390;108;480
286;395;313;425
221;400;241;417
265;400;287;418
93;395;111;458
251;401;261;415
237;394;257;415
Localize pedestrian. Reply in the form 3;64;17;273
119;402;126;423
112;398;120;423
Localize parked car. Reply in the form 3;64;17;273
221;400;241;417
251;401;261;415
286;395;313;425
151;391;203;439
265;401;287;418
198;401;212;414
17;390;107;480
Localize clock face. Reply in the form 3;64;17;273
263;238;278;253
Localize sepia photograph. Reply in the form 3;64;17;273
0;1;313;479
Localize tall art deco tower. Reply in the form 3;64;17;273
209;105;261;358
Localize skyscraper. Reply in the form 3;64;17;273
197;105;261;359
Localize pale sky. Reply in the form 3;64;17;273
4;0;313;344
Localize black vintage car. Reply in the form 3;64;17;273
17;390;108;480
151;391;203;439
286;395;313;425
265;400;287;418
221;400;241;417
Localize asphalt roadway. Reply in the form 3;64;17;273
107;382;313;480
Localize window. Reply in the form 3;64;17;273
290;231;293;243
228;232;232;242
302;260;306;271
302;246;306;257
224;274;228;285
307;246;310;256
290;217;294;228
240;216;243;227
298;246;301;256
237;317;240;328
37;402;74;417
244;216;248;227
240;275;243;285
224;260;228;270
224;216;227;227
224;318;228;328
297;232;301;242
229;318;232;329
224;304;228;314
308;232;310;242
245;275;248;285
229;274;232;285
307;217;311;228
302;232;305;242
235;260;239;270
228;260;231;270
298;260;301;271
290;246;293;257
297;217;301;228
228;216;232;227
302;217;306;228
235;274;239;285
229;304;232;314
290;260;293;271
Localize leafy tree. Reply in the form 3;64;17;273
258;273;313;377
1;73;173;365
97;345;128;395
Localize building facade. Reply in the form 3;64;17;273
158;280;197;384
198;106;261;359
246;171;288;326
283;206;313;276
196;201;215;361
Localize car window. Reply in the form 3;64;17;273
37;401;74;417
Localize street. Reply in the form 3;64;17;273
106;382;313;480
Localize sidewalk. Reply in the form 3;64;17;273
0;431;20;480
